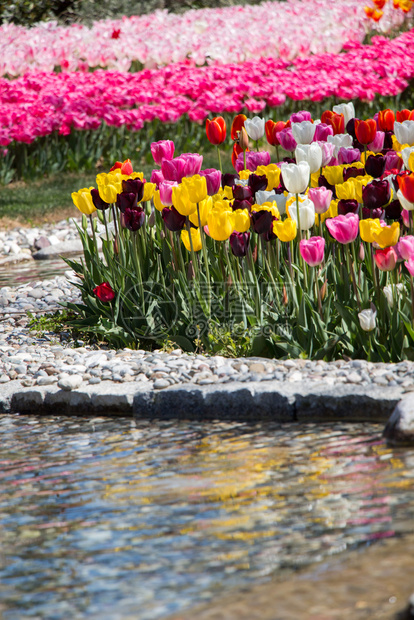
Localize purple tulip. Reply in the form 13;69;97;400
276;127;297;152
384;150;402;172
122;207;145;231
383;131;394;150
91;188;110;211
343;166;364;182
248;173;268;194
199;168;221;195
362;207;384;219
364;154;386;178
313;123;333;142
290;110;312;123
362;179;390;210
230;231;250;257
337;147;361;165
233;185;253;201
117;191;138;213
346;118;357;139
337;199;359;215
162;206;186;231
232;198;252;211
151;140;175;166
234;151;271;173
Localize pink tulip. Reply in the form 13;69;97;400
276;128;297;152
398;235;414;260
318;142;336;167
150;169;165;186
199;168;222;195
402;209;411;228
325;213;359;244
161;157;187;183
151;140;175;166
374;247;398;271
180;153;203;177
312;123;333;142
159;180;178;206
337;147;360;165
299;236;325;266
308;187;332;214
405;257;414;277
367;131;385;153
235;151;271;173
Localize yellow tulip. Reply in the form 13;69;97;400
408;152;414;173
336;179;357;201
222;186;234;201
182;175;208;204
372;221;400;248
239;170;251;181
181;227;202;252
273;218;297;242
125;171;144;181
96;172;123;203
232;208;251;233
323;165;344;186
207;208;234;241
172;184;197;216
141;182;156;203
71;187;96;215
392;135;410;153
189;196;213;227
359;218;382;243
258;202;280;219
153;190;165;212
256;164;281;190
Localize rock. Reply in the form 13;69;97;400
249;362;265;373
384;395;414;445
153;379;171;389
33;240;97;260
58;375;83;391
34;236;51;250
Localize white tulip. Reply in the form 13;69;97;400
280;161;310;194
383;284;404;308
394;120;414;147
244;116;265;141
274;192;288;216
234;179;249;187
295;143;322;174
332;101;355;126
327;134;353;157
255;190;278;205
291;121;316;145
358;308;377;332
287;196;315;230
397;188;414;211
401;146;414;171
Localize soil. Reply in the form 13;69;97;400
0;207;78;230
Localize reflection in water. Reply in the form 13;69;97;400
0;416;413;619
0;257;68;287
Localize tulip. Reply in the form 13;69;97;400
276;127;297;152
71;187;97;215
343;166;364;182
295;143;322;174
325;213;359;244
355;119;377;145
151;140;175;166
233;185;253;201
162;206;186;231
122;177;144;200
374;246;397;271
232;208;251;233
337;147;361;165
333;102;355;126
231;114;247;140
318;141;336;167
199;168;221;196
273;218;297;242
394;121;414;146
338;199;359;215
206;116;226;145
362;179;391;210
365;154;386;178
244;116;265;141
189;195;213;228
181;227;202;252
265;120;286;146
248;173;268;194
151;169;164;186
359;218;382;243
172;184;197;216
405;257;414;277
367;131;384;153
235;151;270;173
327;133;353;157
290;111;312;123
231;143;245;170
330;113;345;135
401;146;414;173
230;231;250;257
158;180;178;206
397;109;414;123
161;157;187;183
91;188;110;211
358;307;377;331
255;164;281;190
372;222;400;248
117;191;137;213
122;206;145;231
274;192;288;216
93;282;115;303
287;196;315;231
96;171;123;203
207;207;234;241
299;236;325;267
308;187;332;214
182;175;208;204
222;172;239;190
313;123;333;142
398;235;414;260
251;209;273;234
378;109;395;132
291;121;316;145
397;189;414;211
398;174;414;203
280;161;310;194
385;199;402;221
239;127;249;151
181;153;203;177
256;189;279;205
383;283;404;307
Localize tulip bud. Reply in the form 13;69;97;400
320;280;327;301
82;214;88;231
114;236;119;255
282;285;288;306
187;260;195;281
359;242;365;262
239;127;249;151
148;209;156;227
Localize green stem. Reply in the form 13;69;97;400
217;146;223;174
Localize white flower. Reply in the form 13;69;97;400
401;146;414;171
274;192;287;216
327;133;353;157
295;143;322;174
280;161;310;194
394;120;414;147
358;308;377;332
244;116;265;141
397;188;414;211
291;121;316;145
383;284;404;308
287;196;315;230
255;189;278;205
234;179;249;187
332;101;355;126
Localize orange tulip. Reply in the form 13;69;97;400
378;109;395;132
398;173;414;203
230;114;247;141
331;113;345;135
355;119;377;145
265;120;286;146
321;110;335;125
206;116;226;145
396;109;414;122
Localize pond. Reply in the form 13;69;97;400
0;416;413;619
0;258;69;288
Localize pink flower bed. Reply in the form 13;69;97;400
1;27;414;146
0;0;406;76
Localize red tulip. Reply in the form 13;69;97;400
206;116;226;145
230;114;247;140
374;247;397;271
377;109;395;131
398;174;414;203
93;282;115;302
355;119;377;145
265;120;286;146
321;110;335;125
330;113;345;135
396;109;414;122
110;159;133;175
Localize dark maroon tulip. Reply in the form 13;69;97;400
362;207;384;219
343;167;364;182
233;185;253;202
383;131;394;150
162;206;186;231
248;174;268;194
384;199;402;221
364;154;386;178
122;178;144;202
117;191;137;213
318;175;336;198
230;231;250;257
362;179;390;210
232;199;252;211
91;188;111;211
262;216;278;241
199;168;221;196
338;199;359;215
222;173;239;189
251;210;273;235
282;157;296;164
122;207;145;231
346;118;356;139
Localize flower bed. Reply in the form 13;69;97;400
0;0;403;76
66;105;414;361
